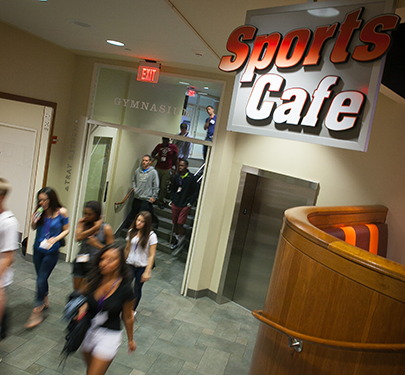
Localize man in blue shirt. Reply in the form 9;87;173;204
203;105;216;161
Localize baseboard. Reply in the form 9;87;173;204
186;288;218;302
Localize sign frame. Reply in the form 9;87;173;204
224;0;398;151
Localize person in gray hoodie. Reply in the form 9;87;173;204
122;155;159;230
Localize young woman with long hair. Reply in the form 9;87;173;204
73;201;114;290
79;242;135;375
25;187;69;328
124;211;157;314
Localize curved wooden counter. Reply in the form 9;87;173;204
249;205;405;375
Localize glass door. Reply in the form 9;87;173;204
69;124;117;261
84;136;113;204
81;125;117;213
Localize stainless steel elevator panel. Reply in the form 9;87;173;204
221;166;319;311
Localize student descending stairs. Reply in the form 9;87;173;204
115;157;203;261
153;204;196;261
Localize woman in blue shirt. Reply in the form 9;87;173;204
24;187;69;328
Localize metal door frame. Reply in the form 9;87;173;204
216;165;320;305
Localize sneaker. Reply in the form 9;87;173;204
171;240;184;257
171;246;182;257
170;242;178;250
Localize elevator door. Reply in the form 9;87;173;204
226;169;319;311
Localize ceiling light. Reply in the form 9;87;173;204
204;87;209;90
107;40;125;47
66;19;91;28
179;81;190;85
307;8;340;17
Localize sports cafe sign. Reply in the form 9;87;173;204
219;0;400;151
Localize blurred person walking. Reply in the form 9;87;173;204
124;211;157;315
79;242;136;375
25;187;69;328
0;178;19;358
73;201;114;290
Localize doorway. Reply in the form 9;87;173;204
0;93;56;255
220;166;319;311
69;121;208;284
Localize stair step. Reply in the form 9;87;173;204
155;227;172;242
157;237;190;261
155;209;195;228
157;238;172;255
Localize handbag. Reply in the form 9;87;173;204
60;293;91;367
21;237;27;256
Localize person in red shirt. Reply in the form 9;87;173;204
152;138;178;209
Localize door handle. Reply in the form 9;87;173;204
103;181;109;202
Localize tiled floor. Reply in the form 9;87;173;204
0;250;259;374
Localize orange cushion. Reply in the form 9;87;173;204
323;224;388;257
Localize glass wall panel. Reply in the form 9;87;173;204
91;67;222;143
84;136;112;203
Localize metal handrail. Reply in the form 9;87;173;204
114;189;134;209
252;310;405;353
194;162;205;184
194;163;205;176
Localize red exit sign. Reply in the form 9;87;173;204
137;62;160;83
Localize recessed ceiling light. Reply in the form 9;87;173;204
204;87;209;90
66;19;91;28
307;8;340;17
107;40;125;47
179;81;190;85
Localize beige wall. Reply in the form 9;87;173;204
2;20;405;297
0;22;76;200
198;90;405;294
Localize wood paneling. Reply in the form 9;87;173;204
249;206;405;375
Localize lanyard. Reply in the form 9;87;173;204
43;216;52;239
178;172;189;187
97;277;121;312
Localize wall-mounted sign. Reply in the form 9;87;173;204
219;0;400;151
137;62;160;83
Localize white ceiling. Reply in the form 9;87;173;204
1;0;403;94
0;0;293;72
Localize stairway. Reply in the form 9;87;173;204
115;157;202;258
153;204;196;262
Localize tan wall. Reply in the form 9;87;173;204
2;20;404;297
200;90;405;294
0;22;76;199
0;21;76;252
